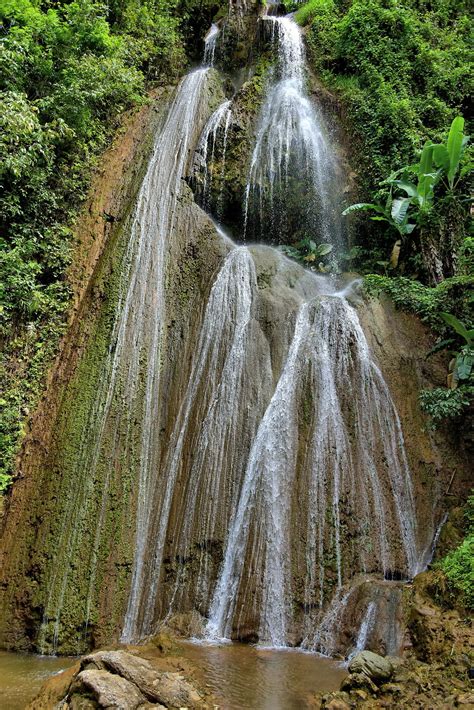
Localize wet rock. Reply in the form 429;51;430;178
81;651;164;701
80;651;202;707
379;682;403;695
148;671;202;708
71;669;146;708
457;692;474;705
323;697;351;710
341;671;378;694
348;650;393;683
68;697;98;710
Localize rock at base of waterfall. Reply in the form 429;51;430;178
53;650;203;709
71;669;147;708
348;650;393;682
340;671;378;694
321;694;351;710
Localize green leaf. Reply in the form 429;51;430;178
440;312;472;345
391;197;411;225
317;243;333;256
392;180;418;197
342;203;385;216
455;352;473;380
432;144;450;172
460;161;473;179
416;143;440;208
447;116;465;187
418;142;435;179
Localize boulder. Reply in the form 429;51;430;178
348;650;393;683
72;669;146;709
80;651;202;707
81;651;163;701
149;671;202;708
324;699;350;710
340;671;378;694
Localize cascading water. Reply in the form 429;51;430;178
244;16;342;245
193;100;233;216
204;23;219;66
37;63;214;653
119;10;421;653
13;4;436;660
206;280;418;648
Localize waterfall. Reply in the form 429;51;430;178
193;100;233;215
350;602;377;658
27;7;426;658
37;67;213;653
206;287;418;647
122;246;274;641
119;68;214;642
120;12;419;651
243;16;342;245
204;24;219;66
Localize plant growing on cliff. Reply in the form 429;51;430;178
418;312;473;426
0;0;227;491
438;493;474;610
343;116;471;279
438;312;474;384
280;239;333;271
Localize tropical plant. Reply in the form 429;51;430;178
387;118;470;205
342;193;415;239
280;238;333;271
419;386;473;426
433;117;471;190
342;116;470;278
438;312;474;385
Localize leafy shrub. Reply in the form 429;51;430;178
419;386;473;426
297;0;471;265
363;274;474;330
438;494;474;610
0;0;226;490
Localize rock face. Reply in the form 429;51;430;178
70;669;147;709
0;0;471;660
33;650;204;710
348;651;393;683
316;569;474;709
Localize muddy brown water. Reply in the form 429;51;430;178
181;641;347;709
0;643;345;709
0;650;75;709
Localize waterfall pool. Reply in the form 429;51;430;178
180;640;347;709
0;650;75;709
0;644;346;709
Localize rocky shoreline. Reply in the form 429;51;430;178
28;640;218;710
29;568;473;709
317;570;473;709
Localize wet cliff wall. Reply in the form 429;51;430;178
0;0;471;657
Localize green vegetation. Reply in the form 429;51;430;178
438;493;474;610
297;0;471;275
342;116;471;281
296;0;472;426
297;0;471;192
280;239;333;270
0;0;224;491
364;273;473;426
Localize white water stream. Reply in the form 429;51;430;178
35;10;425;658
244;16;342;245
